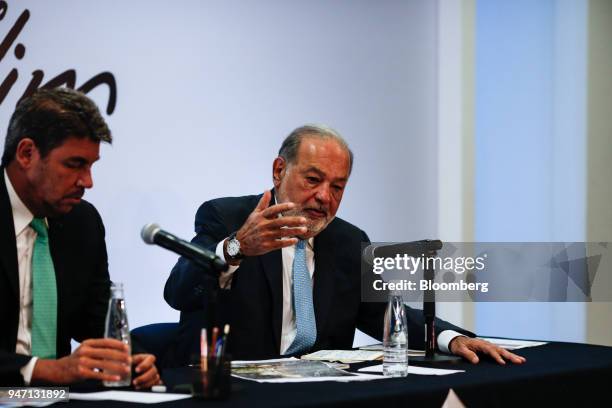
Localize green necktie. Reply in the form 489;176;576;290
30;218;57;359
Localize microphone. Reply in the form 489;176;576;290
141;223;228;272
362;240;443;265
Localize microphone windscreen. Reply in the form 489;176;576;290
141;223;161;244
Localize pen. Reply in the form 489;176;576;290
215;338;223;356
201;328;208;372
218;324;230;361
210;327;219;358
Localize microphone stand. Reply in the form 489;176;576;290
205;280;218;341
411;240;462;364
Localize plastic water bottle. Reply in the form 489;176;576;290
103;282;132;387
383;293;409;377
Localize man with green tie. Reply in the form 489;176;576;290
0;88;160;387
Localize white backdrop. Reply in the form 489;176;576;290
0;0;440;330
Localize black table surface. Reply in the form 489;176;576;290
62;342;612;407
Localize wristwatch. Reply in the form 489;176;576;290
226;231;244;261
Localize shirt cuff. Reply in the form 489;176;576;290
20;356;38;385
437;330;465;354
216;239;239;289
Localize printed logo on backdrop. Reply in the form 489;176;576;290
0;1;117;114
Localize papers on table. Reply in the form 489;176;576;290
360;338;546;355
232;357;463;382
69;391;191;404
478;337;548;350
232;357;301;366
231;357;382;383
301;349;383;363
359;343;426;356
358;364;464;376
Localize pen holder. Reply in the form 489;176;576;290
191;355;231;400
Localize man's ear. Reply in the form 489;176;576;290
272;157;286;187
14;138;38;168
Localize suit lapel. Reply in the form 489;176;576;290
313;225;336;343
0;170;20;300
260;249;283;353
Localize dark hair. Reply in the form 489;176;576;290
278;124;353;174
1;87;112;166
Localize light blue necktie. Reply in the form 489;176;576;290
286;240;317;355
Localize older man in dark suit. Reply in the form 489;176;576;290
0;88;160;387
165;125;526;366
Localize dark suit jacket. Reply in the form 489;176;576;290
164;192;473;365
0;169;110;385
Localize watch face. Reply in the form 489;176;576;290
227;238;240;257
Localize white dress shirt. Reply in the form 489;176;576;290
215;233;461;355
217;237;314;354
4;170;40;384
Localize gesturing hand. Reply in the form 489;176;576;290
231;190;308;257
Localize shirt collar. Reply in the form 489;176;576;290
4;169;35;236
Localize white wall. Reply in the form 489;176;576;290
0;0;441;330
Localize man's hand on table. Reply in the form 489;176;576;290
31;338;162;388
132;353;162;389
449;336;527;365
32;338;131;384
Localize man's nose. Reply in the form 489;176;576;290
315;183;331;205
77;169;94;189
